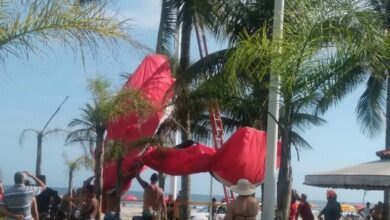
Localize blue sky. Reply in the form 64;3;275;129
0;0;386;203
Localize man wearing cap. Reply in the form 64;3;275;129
224;179;259;220
0;171;46;220
136;172;166;220
318;190;341;220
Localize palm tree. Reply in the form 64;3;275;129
19;128;65;176
354;2;390;218
68;77;156;219
0;0;142;65
155;1;217;218
226;0;387;219
67;77;112;220
62;152;93;217
104;89;155;219
19;97;68;176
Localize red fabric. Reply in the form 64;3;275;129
103;54;175;192
142;127;281;186
106;54;175;143
104;126;281;191
103;150;141;191
102;55;282;192
211;128;267;185
143;145;216;175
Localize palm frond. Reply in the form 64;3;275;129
211;0;274;44
289;130;312;150
43;128;67;137
0;0;146;62
65;128;96;145
289;112;326;133
156;0;176;55
19;128;39;145
184;48;231;84
356;75;386;137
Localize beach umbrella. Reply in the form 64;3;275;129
304;150;390;190
341;204;356;212
122;195;137;201
355;204;364;211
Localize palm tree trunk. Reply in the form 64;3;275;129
180;175;191;220
276;130;292;220
177;4;193;220
384;75;390;220
68;169;74;219
115;158;123;219
94;131;105;220
36;133;43;177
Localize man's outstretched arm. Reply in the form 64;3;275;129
24;171;46;191
135;173;149;189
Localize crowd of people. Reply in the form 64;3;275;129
1;170;383;220
0;171;102;220
357;202;385;220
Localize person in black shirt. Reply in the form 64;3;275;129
35;175;61;217
318;190;341;220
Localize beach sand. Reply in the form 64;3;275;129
119;203;143;219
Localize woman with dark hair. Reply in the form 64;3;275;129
297;194;314;220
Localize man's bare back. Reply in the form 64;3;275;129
143;184;164;211
81;184;98;220
136;172;166;220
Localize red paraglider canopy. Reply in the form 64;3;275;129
143;127;281;186
106;54;174;143
103;54;175;191
102;54;281;194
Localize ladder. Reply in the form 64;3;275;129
194;15;235;205
208;103;235;204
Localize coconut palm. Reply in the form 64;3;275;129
104;89;156;219
226;0;387;219
62;152;93;218
19;128;65;177
66;77;113;219
354;2;390;218
19;97;68;176
68;77;157;219
155;1;217;218
62;152;93;197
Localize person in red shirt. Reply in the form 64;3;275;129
290;192;299;220
297;194;314;220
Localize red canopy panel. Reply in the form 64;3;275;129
211;127;267;186
106;54;175;143
143;144;216;176
103;128;281;191
103;150;141;191
103;54;175;192
142;127;281;186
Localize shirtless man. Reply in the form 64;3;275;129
80;184;98;220
136;172;166;220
